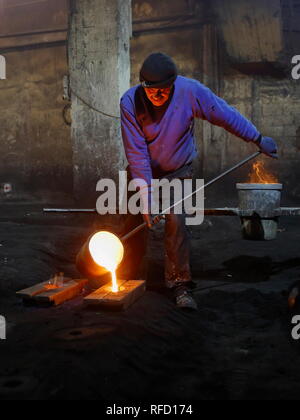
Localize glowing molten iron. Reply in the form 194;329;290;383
248;161;278;184
89;232;124;293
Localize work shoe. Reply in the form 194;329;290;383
175;289;198;311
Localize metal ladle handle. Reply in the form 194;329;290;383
121;151;261;242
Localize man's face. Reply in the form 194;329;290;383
144;86;173;107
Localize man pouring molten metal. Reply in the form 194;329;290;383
120;53;278;310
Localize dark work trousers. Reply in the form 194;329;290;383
161;164;193;289
121;165;193;289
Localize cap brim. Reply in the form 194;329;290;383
141;75;177;89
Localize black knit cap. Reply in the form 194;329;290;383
140;52;178;88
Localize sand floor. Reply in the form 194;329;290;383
0;201;300;400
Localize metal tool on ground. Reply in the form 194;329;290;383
45;151;262;242
44;151;300;244
121;151;262;241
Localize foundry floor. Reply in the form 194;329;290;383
1;199;300;400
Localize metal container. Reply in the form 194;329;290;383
236;183;283;241
76;231;125;290
76;234;109;278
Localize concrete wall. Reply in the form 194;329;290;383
213;0;284;63
0;0;299;204
0;0;71;199
0;45;72;197
206;0;300;202
68;0;131;204
131;0;300;204
202;63;300;203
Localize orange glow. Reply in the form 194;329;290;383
44;284;59;290
89;232;124;293
248;161;278;184
111;270;118;293
144;86;172;106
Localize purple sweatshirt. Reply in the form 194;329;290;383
120;76;260;187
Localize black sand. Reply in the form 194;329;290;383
0;201;300;400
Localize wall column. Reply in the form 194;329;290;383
68;0;132;203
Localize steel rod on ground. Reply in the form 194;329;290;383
122;151;261;242
44;151;262;242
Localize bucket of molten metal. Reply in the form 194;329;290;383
76;231;124;289
237;183;282;241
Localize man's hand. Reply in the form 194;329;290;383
143;214;164;229
143;214;153;229
256;135;278;159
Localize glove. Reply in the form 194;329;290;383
255;135;278;159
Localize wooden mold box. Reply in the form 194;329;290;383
84;280;146;310
16;278;88;306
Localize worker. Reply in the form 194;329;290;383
120;52;278;310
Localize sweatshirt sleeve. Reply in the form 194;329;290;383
192;82;260;142
120;100;153;185
120;99;153;211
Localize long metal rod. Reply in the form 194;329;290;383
44;151;261;241
163;151;261;215
122;151;261;242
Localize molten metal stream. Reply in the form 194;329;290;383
88;231;124;293
111;270;119;293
